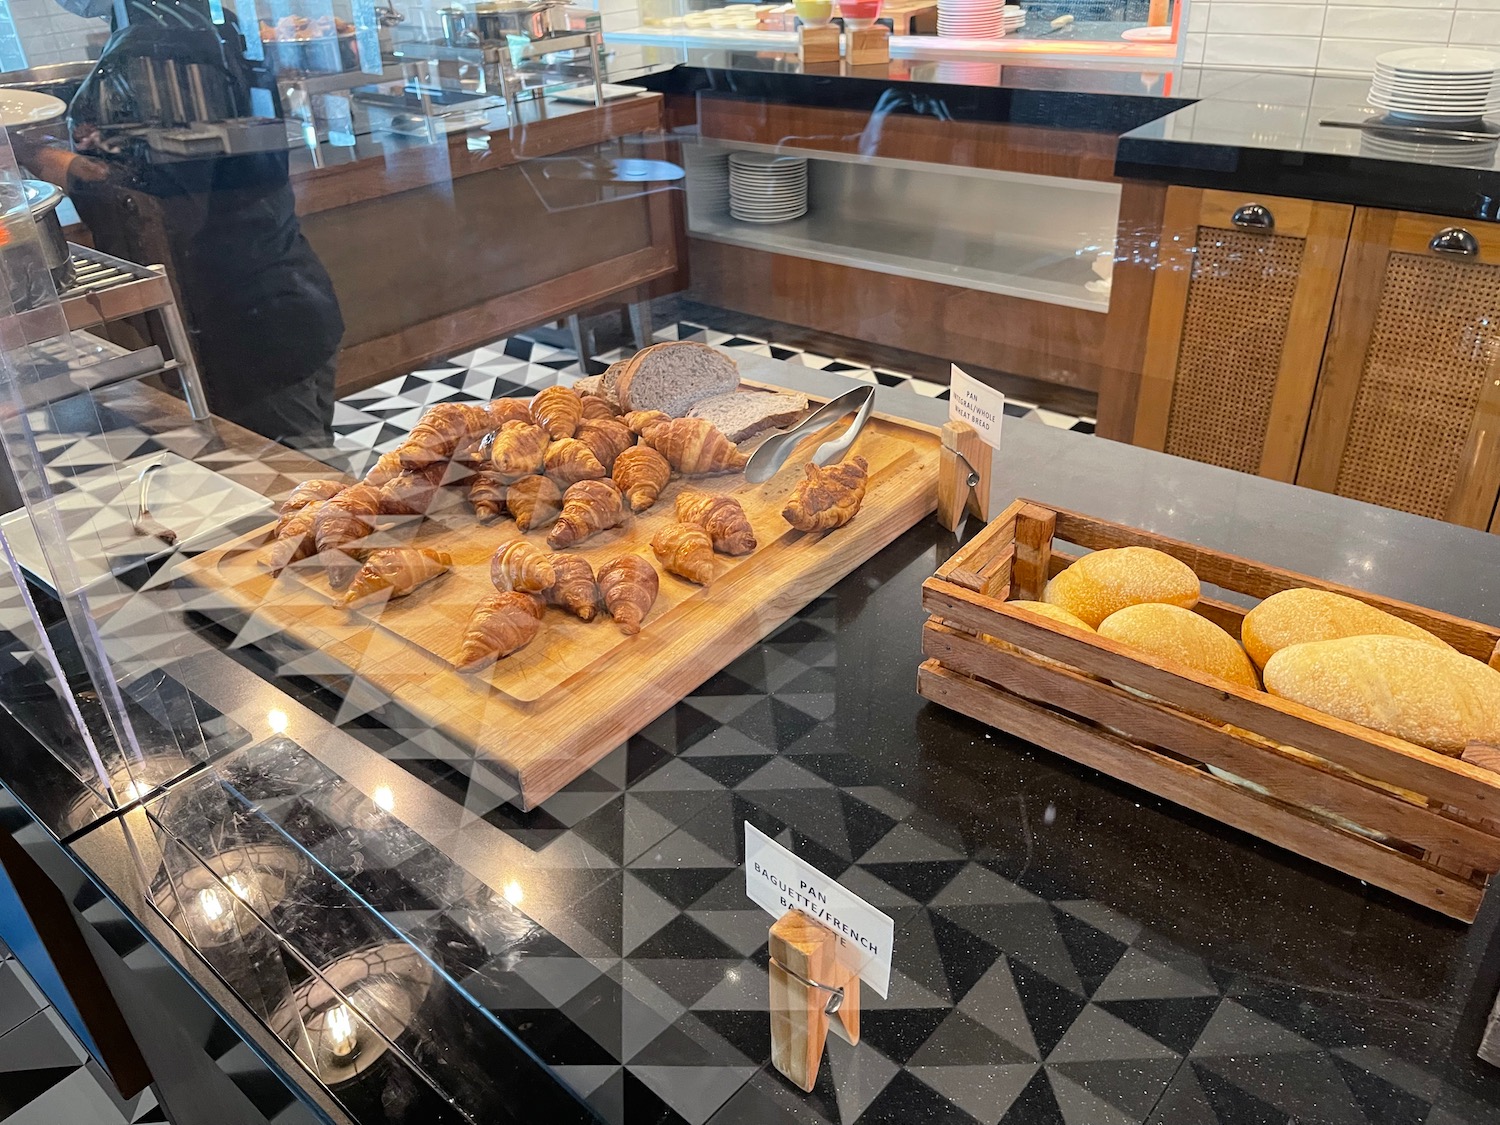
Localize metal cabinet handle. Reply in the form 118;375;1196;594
1430;227;1479;257
1230;203;1274;232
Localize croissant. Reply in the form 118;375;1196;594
641;418;749;476
280;480;345;516
378;472;440;516
453;429;497;476
783;457;869;531
399;402;490;470
623;410;670;437
580;396;620;421
576;419;634;471
487;398;534;428
676;491;757;555
490;421;549;482
612;446;671;513
543;438;607;485
344;548;452;608
598;555;659;635
264;502;324;574
652;523;716;584
547;479;625;549
506;475;562;531
469;471;507;521
456;592;545;672
490;539;557;593
361;450;405;488
545;553;600;621
314;483;384;589
531;385;583;440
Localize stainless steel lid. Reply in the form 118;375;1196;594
21;179;64;219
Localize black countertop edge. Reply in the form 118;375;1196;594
625;64;1193;134
1117;138;1500;223
624;60;1500;219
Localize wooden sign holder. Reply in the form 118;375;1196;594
846;23;891;64
768;910;861;1092
937;420;992;531
798;23;842;63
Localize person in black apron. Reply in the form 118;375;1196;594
16;0;344;451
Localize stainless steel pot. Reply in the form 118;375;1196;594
0;179;74;312
471;1;556;41
23;180;73;292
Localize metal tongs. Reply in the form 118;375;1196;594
744;386;876;484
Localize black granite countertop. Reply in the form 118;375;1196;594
6;356;1500;1125
617;50;1500;220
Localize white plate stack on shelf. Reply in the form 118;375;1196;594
1002;5;1026;32
685;146;731;221
728;151;808;224
937;0;1003;38
1369;47;1500;124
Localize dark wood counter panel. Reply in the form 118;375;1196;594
289;94;680;392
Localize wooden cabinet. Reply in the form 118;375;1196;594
1131;188;1500;531
1132;188;1351;481
1298;209;1500;530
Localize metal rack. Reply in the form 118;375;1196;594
8;244;209;418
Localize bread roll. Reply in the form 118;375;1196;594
1241;588;1447;669
1043;547;1200;628
1262;635;1500;755
1007;600;1093;633
1098;603;1258;689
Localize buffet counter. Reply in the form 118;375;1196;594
614;51;1500;535
5;353;1500;1125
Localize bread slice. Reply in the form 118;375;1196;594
689;390;808;442
617;342;739;416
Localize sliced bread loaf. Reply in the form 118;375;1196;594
617;342;739;416
690;390;809;442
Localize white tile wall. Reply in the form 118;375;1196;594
9;0;104;66
1193;0;1500;74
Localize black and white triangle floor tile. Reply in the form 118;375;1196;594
331;321;1096;459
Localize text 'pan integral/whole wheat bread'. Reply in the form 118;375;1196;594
617;342;740;416
1262;635;1500;755
689;390;809;443
1240;587;1448;669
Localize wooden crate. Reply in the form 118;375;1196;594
918;499;1500;922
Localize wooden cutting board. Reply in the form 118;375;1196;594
181;392;941;808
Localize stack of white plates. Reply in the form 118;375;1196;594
729;151;808;224
938;0;1003;38
1370;47;1500;123
1002;5;1026;31
685;147;731;220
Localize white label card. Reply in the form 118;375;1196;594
947;364;1005;448
744;823;894;997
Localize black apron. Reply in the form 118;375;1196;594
66;6;343;421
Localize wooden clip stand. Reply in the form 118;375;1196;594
768;910;861;1092
798;24;842;63
937;420;992;531
845;24;891;64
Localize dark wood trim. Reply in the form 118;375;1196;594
688;238;1110;392
696;95;1119;182
335;246;675;389
291;95;668;217
0;828;153;1100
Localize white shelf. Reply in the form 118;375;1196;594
685;141;1117;311
689;210;1109;311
